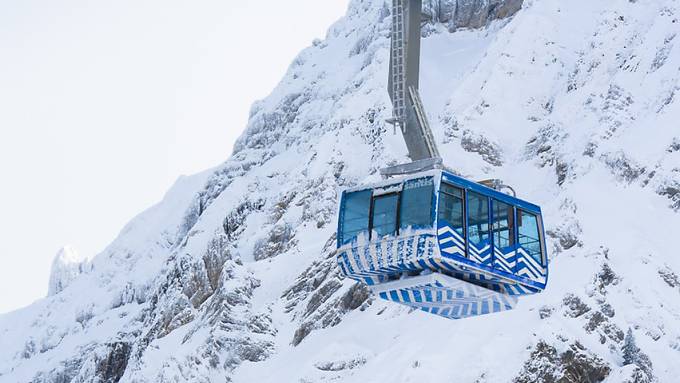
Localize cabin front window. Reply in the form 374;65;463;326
339;177;435;246
371;194;399;238
339;190;371;244
399;178;434;231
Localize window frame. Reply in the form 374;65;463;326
491;198;516;251
516;208;546;266
369;192;401;240
466;190;492;251
438;181;467;237
399;177;435;232
338;189;372;246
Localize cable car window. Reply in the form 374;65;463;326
372;194;399;238
400;178;433;231
518;210;542;264
340;190;371;244
493;200;515;249
438;183;464;236
468;192;490;247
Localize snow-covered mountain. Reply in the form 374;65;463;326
2;0;680;382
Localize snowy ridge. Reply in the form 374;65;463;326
1;0;680;382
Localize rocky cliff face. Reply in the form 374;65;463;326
1;0;679;382
424;0;524;30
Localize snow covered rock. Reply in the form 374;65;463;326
47;246;89;296
424;0;524;30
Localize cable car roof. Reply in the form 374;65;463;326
342;169;542;215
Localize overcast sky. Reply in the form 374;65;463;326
0;0;350;314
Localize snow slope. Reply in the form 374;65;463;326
1;0;680;382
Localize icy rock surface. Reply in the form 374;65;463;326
2;0;680;382
424;0;524;30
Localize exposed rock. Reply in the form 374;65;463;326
423;0;524;31
268;191;297;224
657;181;680;211
524;123;576;186
658;266;679;289
539;305;555;319
602;151;646;183
223;198;266;242
178;160;268;242
253;223;296;261
559;342;611;383
650;33;675;72
514;341;611;383
600;303;616;318
96;342;131;383
31;342;131;383
283;235;339;314
234;91;312;153
315;357;367;371
285;236;372;346
667;138;680;153
203;233;234;291
460;129;503;166
583;310;624;345
563;294;591;318
594;263;620;295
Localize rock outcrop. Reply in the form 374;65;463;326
423;0;524;30
47;246;89;296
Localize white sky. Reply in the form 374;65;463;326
0;0;350;314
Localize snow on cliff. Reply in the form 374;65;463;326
47;246;89;296
1;0;680;382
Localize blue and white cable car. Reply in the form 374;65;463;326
336;169;548;319
335;0;549;319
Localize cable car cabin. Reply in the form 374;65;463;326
336;169;548;320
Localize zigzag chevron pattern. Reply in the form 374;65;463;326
436;224;547;287
337;234;437;280
336;224;547;319
338;235;545;295
515;247;547;284
494;248;516;274
437;226;492;265
371;273;518;320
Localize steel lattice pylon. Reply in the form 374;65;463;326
386;0;440;163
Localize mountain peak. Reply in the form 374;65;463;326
47;245;88;296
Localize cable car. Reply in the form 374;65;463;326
334;0;549;319
336;169;548;319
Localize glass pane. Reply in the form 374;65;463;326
467;192;490;246
372;194;398;238
438;183;464;236
340;190;371;244
518;210;542;264
493;200;514;249
400;178;434;231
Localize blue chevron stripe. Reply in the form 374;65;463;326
516;247;544;272
517;249;545;279
515;249;544;280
